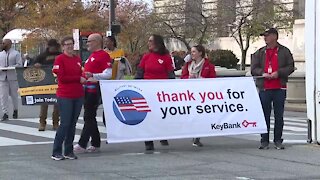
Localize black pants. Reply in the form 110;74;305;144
78;91;101;148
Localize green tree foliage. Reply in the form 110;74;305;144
208;49;239;69
0;0;28;38
14;0;105;39
220;0;294;70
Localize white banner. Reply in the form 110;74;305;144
100;77;267;143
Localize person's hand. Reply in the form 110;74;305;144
270;71;279;79
87;77;98;83
262;73;271;79
34;63;41;68
80;77;87;84
189;74;197;79
84;72;93;78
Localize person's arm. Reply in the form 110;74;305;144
209;64;216;78
250;51;264;76
90;68;112;80
277;48;295;78
13;52;23;67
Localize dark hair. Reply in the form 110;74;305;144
106;36;117;48
47;39;60;47
60;36;74;45
193;45;206;58
151;34;169;55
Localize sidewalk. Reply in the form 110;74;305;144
285;102;307;112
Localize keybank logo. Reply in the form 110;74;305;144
211;120;257;130
113;90;151;125
211;123;241;131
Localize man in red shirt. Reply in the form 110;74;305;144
74;33;112;153
251;28;295;150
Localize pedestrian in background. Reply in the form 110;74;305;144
51;36;85;161
0;39;22;121
181;44;216;147
34;39;61;131
102;36;132;127
73;33;112;153
135;34;175;151
251;28;295;150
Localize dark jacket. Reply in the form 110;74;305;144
251;43;295;90
34;49;61;66
181;58;216;79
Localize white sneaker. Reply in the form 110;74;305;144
86;146;100;153
73;144;86;153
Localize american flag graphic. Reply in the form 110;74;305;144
114;96;151;112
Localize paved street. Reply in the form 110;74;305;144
1;102;320;179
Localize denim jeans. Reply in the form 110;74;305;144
259;89;286;143
52;97;83;156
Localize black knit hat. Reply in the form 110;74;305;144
47;39;60;47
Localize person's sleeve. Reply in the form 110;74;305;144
209;64;216;78
180;63;189;79
13;52;23;67
278;48;295;77
53;56;80;83
251;51;264;76
93;68;112;80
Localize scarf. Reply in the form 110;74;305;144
188;58;205;78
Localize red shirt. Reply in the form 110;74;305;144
53;54;84;98
139;52;174;79
264;47;285;89
84;50;112;93
181;58;216;79
84;50;112;74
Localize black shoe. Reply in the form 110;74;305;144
64;153;78;160
259;142;269;149
160;140;169;146
51;154;65;161
145;141;154;151
13;110;18;119
1;114;8;121
274;142;285;150
192;138;203;147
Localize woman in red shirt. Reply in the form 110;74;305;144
181;45;216;147
51;36;86;161
135;34;175;151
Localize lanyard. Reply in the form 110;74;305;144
266;48;278;66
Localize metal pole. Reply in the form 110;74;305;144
109;0;115;33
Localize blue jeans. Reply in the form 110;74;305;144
259;89;286;143
52;97;83;156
